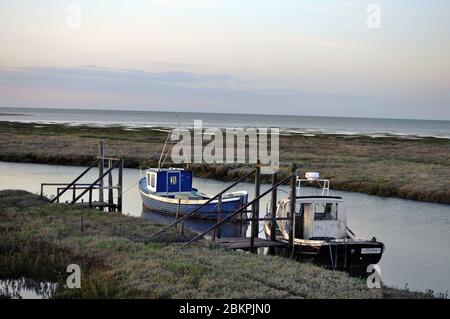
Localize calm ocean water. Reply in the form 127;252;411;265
1;107;449;139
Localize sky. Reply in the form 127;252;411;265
0;0;449;120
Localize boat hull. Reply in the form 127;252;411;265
301;240;383;273
270;238;384;273
264;222;384;273
139;185;247;221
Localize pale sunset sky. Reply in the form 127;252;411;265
0;0;449;119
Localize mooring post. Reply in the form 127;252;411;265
217;194;222;239
108;159;113;212
98;141;105;204
250;163;261;253
211;195;220;242
175;199;181;233
269;172;278;255
117;158;124;212
89;188;93;209
289;163;297;258
239;196;244;237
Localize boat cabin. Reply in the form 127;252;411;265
146;168;193;194
296;197;347;240
276;196;348;241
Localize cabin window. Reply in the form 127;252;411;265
314;203;338;221
170;175;177;185
150;173;156;188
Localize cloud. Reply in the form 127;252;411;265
0;66;233;85
0;65;382;117
0;66;238;99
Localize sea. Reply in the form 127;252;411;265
0;107;449;139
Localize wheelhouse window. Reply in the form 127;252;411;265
148;173;156;188
170;175;177;185
314;203;338;220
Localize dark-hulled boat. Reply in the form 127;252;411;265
264;172;384;273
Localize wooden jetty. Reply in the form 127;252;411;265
40;142;124;212
152;162;299;255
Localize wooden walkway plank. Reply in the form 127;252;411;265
216;237;287;250
75;201;117;209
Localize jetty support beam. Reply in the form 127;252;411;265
117;158;124;212
185;172;296;246
71;161;119;204
289;163;297;258
98;141;105;204
250;163;261;252
269;172;278;255
108;159;114;212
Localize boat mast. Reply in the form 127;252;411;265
158;116;189;169
158;131;172;169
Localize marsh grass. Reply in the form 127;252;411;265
0;121;448;203
0;190;433;299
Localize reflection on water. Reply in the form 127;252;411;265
142;209;249;238
1;161;449;294
0;278;56;299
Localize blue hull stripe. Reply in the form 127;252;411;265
140;193;245;219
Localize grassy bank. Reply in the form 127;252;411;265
0;190;432;299
0;121;449;204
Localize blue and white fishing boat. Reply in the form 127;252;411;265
139;128;248;220
139;168;248;220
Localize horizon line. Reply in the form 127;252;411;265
0;105;449;122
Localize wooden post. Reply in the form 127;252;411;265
250;163;261;253
217;194;222;239
117;158;124;212
89;188;93;209
72;184;76;203
175;199;181;233
239;196;244;238
289;163;297;258
98;141;105;204
269;172;278;255
108;159;113;212
185;173;295;247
